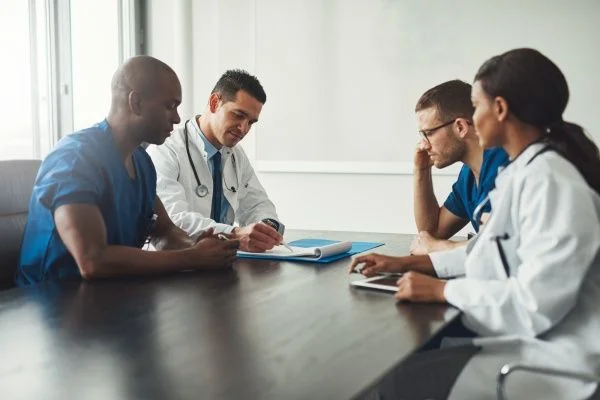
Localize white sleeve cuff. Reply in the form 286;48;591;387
217;224;235;235
429;246;467;278
443;278;467;308
191;223;234;237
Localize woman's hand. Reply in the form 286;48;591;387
349;253;404;277
395;271;447;303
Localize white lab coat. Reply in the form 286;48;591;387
429;143;600;399
146;118;279;237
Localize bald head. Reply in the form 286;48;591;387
107;55;182;146
110;55;178;109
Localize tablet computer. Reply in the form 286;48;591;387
350;275;400;293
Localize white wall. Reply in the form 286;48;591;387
146;0;600;234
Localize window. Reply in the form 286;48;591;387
70;0;120;131
0;0;142;160
0;1;36;159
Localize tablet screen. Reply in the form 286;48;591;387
350;275;400;293
366;277;399;287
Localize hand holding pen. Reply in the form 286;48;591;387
261;218;293;252
231;221;283;253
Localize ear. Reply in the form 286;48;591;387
493;96;509;122
208;93;222;113
129;91;143;116
455;118;471;139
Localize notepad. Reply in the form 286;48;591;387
238;240;352;259
236;238;384;264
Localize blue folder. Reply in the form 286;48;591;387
237;238;384;264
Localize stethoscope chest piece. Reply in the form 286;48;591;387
195;184;209;198
185;119;239;198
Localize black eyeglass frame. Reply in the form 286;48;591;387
418;118;472;143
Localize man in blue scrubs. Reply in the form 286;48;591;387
410;80;508;254
17;55;239;286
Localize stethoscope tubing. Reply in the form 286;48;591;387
183;120;238;198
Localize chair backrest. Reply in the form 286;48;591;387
0;159;41;290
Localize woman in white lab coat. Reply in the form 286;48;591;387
352;48;600;399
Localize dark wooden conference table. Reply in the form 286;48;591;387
0;230;459;400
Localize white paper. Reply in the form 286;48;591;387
237;241;352;259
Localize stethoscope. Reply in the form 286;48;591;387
184;120;239;198
472;142;553;227
470;143;555;276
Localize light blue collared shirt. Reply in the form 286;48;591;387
197;129;231;224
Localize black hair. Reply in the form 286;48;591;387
475;48;600;195
211;69;266;104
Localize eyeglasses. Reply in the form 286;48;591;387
418;118;472;144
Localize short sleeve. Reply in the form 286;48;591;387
480;148;509;195
35;146;105;212
443;181;468;219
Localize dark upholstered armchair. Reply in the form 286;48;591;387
0;159;41;290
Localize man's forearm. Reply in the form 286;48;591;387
398;254;437;276
152;224;195;250
413;168;440;232
78;245;196;279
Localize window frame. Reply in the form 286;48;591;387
25;0;144;159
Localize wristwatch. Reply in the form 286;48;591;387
261;218;285;235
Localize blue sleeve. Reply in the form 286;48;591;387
36;146;105;212
136;147;158;211
137;147;157;195
443;180;468;219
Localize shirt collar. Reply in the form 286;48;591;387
488;142;548;200
191;115;219;159
506;141;548;172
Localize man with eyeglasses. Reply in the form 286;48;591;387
410;80;508;255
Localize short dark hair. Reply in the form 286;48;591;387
211;69;267;104
415;80;473;121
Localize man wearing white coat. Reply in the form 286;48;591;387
351;48;600;399
147;69;283;252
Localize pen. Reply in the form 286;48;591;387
352;265;364;274
281;240;294;252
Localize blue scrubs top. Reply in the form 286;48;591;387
16;120;157;286
443;147;509;232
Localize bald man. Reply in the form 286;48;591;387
16;55;239;286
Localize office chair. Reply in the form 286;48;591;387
497;362;600;400
0;159;41;290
